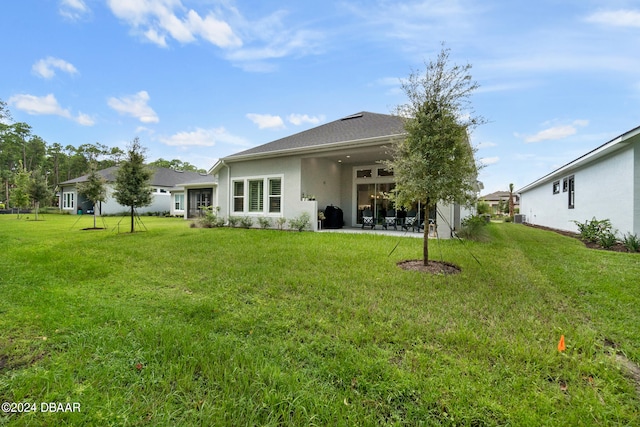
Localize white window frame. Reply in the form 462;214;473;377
268;178;282;214
232;180;245;213
248;179;264;212
63;191;75;210
174;193;184;211
231;175;283;216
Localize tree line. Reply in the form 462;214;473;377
0;99;204;210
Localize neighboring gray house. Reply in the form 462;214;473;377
59;166;216;217
210;111;475;237
518;124;640;236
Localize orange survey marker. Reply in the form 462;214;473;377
558;335;566;352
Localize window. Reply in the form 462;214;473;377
248;180;264;212
552;181;560;194
233;176;282;214
174;194;184;210
562;178;568;192
63;192;74;209
567;176;575;209
356;168;372;178
233;181;244;212
268;178;281;213
377;168;394;177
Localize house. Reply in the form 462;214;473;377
210;111;475;237
480;190;520;215
59;166;216;217
518;125;640;236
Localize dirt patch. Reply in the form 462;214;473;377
603;339;640;396
82;227;106;230
397;260;461;275
524;223;631;253
615;355;640;395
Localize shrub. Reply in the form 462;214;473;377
275;217;287;230
288;212;311;231
476;199;490;215
573;218;613;243
598;231;618;249
622;233;640;253
456;215;489;241
196;206;224;228
240;216;253;228
258;217;271;229
228;216;240;227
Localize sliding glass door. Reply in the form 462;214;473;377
355;182;396;225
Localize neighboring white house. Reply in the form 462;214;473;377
518;124;640;236
60;166;216;217
210;111;477;237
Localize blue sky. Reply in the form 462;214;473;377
1;0;639;193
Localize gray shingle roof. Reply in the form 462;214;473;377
226;111;405;159
60;166;214;187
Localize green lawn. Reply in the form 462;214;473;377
0;214;639;426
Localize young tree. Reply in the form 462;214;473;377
28;168;52;220
386;45;485;265
113;138;153;233
508;183;515;218
10;163;31;218
76;162;108;228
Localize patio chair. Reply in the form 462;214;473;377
362;209;375;229
402;210;418;231
383;209;397;230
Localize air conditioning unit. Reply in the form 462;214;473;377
514;214;525;224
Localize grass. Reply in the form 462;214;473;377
0;214;639;426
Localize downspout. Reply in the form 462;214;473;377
218;160;230;222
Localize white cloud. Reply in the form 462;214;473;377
8;93;93;126
159;127;248;147
225;28;323;67
107;91;159;123
475;141;497;149
59;0;90;20
32;57;78;79
9;93;70;117
107;0;241;48
75;112;95;126
287;114;325;126
342;0;477;54
479;156;499;166
518;120;589;143
585;9;640;28
246;113;285;129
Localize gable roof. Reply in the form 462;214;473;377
60;166;215;187
225;111;405;161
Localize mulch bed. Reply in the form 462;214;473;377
523;223;630;253
397;260;461;275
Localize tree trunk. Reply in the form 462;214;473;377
130;205;135;233
35;201;39;221
423;221;429;266
93;211;97;229
423;202;432;266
